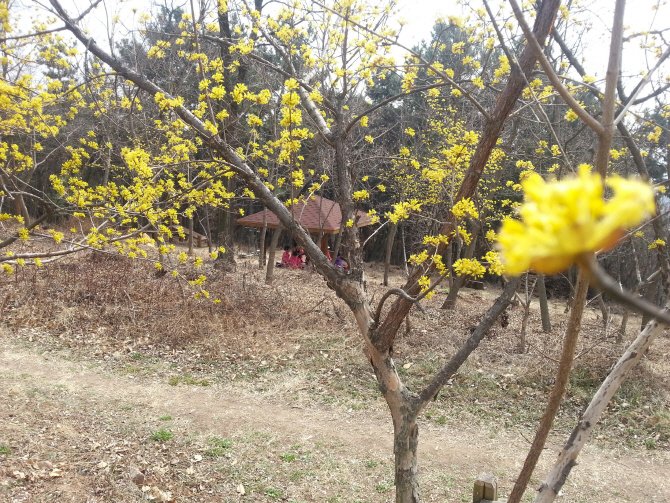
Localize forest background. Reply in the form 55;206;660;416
1;0;670;502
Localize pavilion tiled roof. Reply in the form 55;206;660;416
236;195;372;234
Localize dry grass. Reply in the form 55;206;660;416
0;245;669;502
2;249;669;448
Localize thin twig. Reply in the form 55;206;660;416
581;253;670;325
374;288;425;325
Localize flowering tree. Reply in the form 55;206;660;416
1;0;669;502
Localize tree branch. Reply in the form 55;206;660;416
507;271;590;503
417;276;520;408
374;288;425;325
535;306;668;503
509;0;605;135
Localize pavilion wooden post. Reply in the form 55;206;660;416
319;234;329;255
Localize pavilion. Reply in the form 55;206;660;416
236;195;373;253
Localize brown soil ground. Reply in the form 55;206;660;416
0;250;669;503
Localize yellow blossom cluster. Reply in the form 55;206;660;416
497;165;655;275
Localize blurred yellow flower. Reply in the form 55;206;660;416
497;165;655;275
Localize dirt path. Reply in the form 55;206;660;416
1;343;668;503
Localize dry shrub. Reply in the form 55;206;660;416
3;251;353;358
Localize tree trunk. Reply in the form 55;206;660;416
538;274;551;332
618;309;628;343
394;416;420;503
384;223;398;287
442;235;477;309
597;293;608;325
204;206;213;253
401;225;409;277
265;226;282;285
332;221;344;262
14;194;28;225
445;241;453;289
519;303;530;353
259;207;267;269
188;214;194;255
640;275;660;329
102;143;111;187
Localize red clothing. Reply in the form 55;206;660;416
281;251;291;268
289;254;303;269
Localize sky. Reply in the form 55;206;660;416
394;0;670;82
31;0;670;88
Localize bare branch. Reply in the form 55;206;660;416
374;288;425;325
509;0;605;135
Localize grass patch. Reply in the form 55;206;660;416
375;483;391;493
158;415;173;421
168;374;210;386
281;453;297;462
265;487;283;499
150;429;174;442
0;445;12;454
204;436;232;456
210;436;232;448
203;447;228;457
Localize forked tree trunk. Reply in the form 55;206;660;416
384;223;397;287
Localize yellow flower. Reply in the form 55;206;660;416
484;251;504;275
497;166;655;275
452;198;479;219
452;42;465;54
453;258;486;278
565;109;578;122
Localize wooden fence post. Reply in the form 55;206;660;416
473;475;498;503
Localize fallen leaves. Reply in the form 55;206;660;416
143;485;174;502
